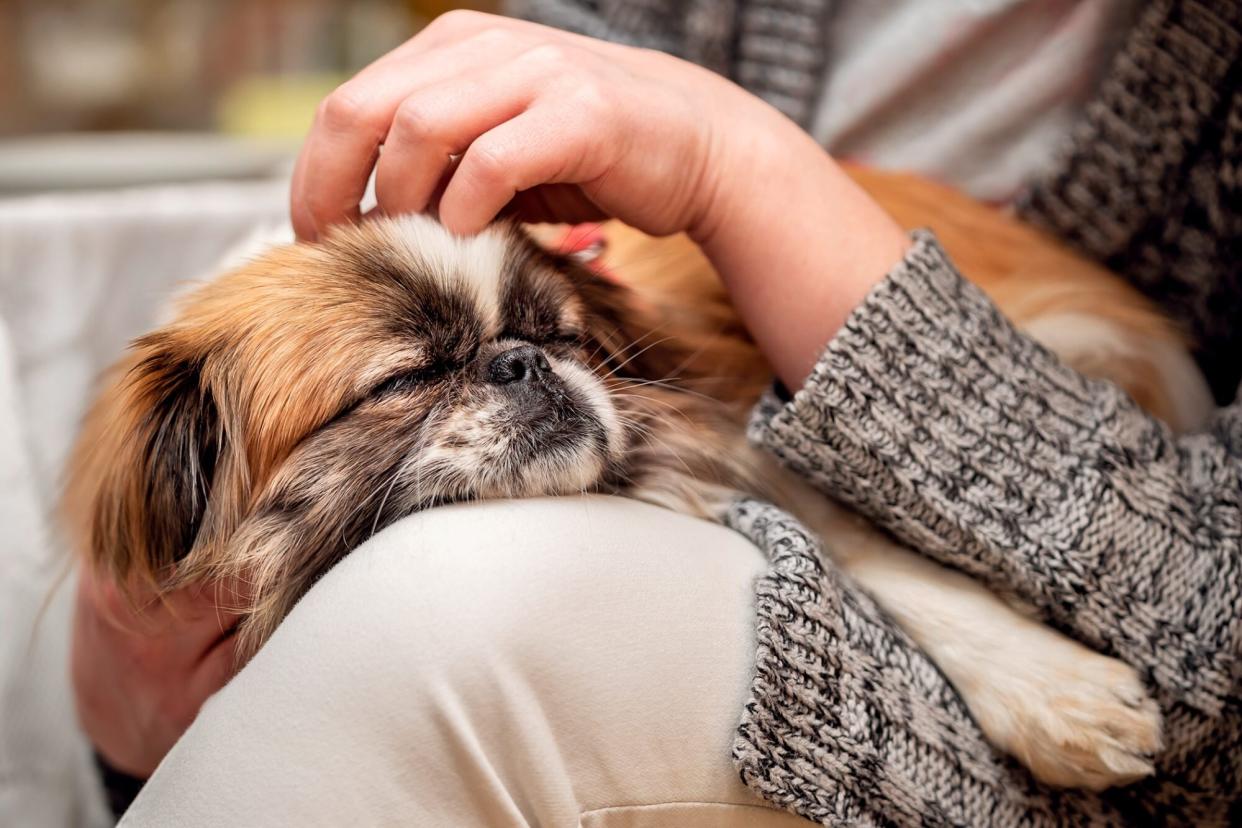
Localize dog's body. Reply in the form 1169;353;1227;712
65;169;1207;791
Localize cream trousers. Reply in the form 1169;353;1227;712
120;497;807;827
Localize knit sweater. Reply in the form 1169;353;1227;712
511;1;1242;824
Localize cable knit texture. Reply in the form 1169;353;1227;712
510;0;1242;823
726;498;1138;827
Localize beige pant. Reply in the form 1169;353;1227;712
120;497;808;827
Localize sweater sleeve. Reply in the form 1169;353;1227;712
504;0;736;79
750;231;1242;720
727;498;1138;827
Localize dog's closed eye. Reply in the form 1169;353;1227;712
370;365;450;396
497;328;584;348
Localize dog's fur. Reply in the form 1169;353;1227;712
64;168;1210;791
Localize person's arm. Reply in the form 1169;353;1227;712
749;232;1242;720
285;5;1242;718
71;567;242;815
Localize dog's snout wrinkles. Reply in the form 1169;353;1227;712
488;344;551;385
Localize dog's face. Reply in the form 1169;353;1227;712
66;216;762;654
237;218;630;510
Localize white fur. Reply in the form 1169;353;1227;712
384;214;508;335
550;356;624;460
1149;339;1216;432
416;357;620;501
1023;312;1214;432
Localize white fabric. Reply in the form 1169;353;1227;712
0;181;288;827
816;0;1141;201
121;497;806;828
0;323;104;827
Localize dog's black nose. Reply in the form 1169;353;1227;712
488;344;552;385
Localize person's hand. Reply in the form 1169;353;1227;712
290;10;757;241
71;566;242;777
291;10;908;389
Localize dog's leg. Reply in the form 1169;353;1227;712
802;499;1162;790
1020;312;1214;433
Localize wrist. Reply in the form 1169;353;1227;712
692;114;907;390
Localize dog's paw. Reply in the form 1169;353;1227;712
964;636;1163;791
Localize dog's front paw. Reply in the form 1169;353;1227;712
965;635;1162;791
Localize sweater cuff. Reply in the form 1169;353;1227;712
748;230;1144;591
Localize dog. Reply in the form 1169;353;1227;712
63;168;1209;791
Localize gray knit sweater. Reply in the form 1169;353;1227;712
513;1;1242;825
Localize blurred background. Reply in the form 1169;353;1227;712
0;0;496;193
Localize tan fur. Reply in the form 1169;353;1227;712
65;241;439;590
64;215;786;657
596;165;1204;427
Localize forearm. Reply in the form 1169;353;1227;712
692;119;908;391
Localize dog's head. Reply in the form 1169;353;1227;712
65;216;766;655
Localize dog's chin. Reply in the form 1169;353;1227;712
426;375;622;503
481;358;623;499
441;422;607;502
501;438;610;498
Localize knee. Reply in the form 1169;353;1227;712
169;498;770;826
253;496;764;711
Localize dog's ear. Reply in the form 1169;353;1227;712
64;332;224;586
565;226;772;404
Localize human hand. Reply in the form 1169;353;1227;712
291;10;771;241
71;566;242;777
292;10;908;389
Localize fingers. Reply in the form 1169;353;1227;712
291;14;566;240
292;11;605;239
371;67;536;218
292;10;705;239
290;57;459;240
439;102;605;235
290;34;514;238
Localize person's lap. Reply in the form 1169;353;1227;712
120;496;805;827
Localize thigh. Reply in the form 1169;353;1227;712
120;496;804;827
